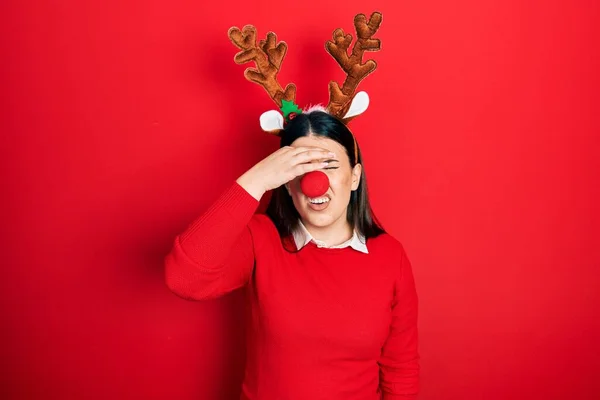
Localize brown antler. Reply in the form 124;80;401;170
228;25;296;108
325;12;382;117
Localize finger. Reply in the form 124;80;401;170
292;149;336;164
289;146;334;156
276;146;295;155
294;160;329;175
269;146;297;160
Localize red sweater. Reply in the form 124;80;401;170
165;181;420;399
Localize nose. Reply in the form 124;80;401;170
300;171;329;198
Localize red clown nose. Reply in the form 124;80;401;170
300;171;330;198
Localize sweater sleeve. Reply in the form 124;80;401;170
378;246;420;399
164;180;261;300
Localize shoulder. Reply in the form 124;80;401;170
367;232;413;280
248;212;276;231
367;231;408;258
247;213;281;243
246;213;296;257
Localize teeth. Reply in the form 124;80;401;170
309;197;330;204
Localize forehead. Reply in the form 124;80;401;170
290;135;346;155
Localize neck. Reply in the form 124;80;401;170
302;212;353;247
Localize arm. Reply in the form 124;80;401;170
378;246;420;399
164;146;333;300
164;180;261;300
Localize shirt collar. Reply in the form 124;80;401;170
292;219;369;254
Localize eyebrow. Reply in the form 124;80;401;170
323;159;340;163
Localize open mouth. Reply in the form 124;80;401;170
307;195;331;211
308;195;330;204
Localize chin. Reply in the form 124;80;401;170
303;214;333;227
298;207;340;228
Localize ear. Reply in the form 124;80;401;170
260;110;284;133
342;91;369;120
351;163;362;191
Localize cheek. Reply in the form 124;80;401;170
327;179;353;211
288;177;302;193
329;171;353;191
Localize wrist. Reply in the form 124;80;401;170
236;172;265;201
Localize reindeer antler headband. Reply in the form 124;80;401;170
228;11;382;138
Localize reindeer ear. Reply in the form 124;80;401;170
342;91;370;120
260;110;285;133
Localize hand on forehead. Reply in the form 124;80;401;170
290;137;346;162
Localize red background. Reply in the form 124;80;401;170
2;1;599;399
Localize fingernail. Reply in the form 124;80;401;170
328;152;336;157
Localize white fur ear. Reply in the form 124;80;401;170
260;110;284;132
342;91;370;119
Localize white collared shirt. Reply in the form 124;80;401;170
292;219;369;254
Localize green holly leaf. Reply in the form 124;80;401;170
280;100;302;119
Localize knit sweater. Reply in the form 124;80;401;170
165;181;420;399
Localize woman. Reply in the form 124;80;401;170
164;109;420;399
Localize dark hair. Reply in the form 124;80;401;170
265;110;386;251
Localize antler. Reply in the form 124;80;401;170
228;25;296;108
325;12;382;117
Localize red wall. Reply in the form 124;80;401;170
2;1;599;399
